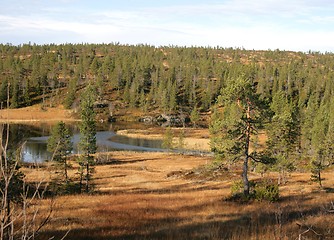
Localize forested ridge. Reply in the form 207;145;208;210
1;43;334;181
1;43;334;113
1;43;334;239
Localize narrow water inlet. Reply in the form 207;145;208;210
23;131;165;163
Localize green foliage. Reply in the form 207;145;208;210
307;98;334;188
310;158;325;187
10;79;19;109
265;91;300;183
253;180;279;202
47;121;72;182
2;43;334;180
230;180;246;196
230;179;279;202
64;78;77;109
190;106;200;127
209;107;224;160
0;80;8;104
0;43;332;119
177;129;185;149
214;75;269;196
78;83;97;193
217;76;268;158
79;84;97;154
162;127;173;150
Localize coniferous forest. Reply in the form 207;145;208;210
1;43;334;168
1;43;334;238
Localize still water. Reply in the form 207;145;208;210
15;123;164;163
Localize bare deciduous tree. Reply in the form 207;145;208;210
0;122;54;239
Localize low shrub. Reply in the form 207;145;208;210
253;180;279;202
230;179;279;202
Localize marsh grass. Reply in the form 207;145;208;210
22;152;334;240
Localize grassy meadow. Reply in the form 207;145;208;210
22;151;334;240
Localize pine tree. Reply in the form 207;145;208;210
177;129;185;150
266;91;299;184
162;127;173;150
309;100;334;187
190;106;200;128
214;76;268;196
64;78;77;109
209;106;225;161
301;92;319;156
10;78;19;109
22;79;32;107
47;121;73;183
78;84;97;193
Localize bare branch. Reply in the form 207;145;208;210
296;222;323;238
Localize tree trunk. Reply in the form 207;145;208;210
85;159;89;193
243;103;251;196
243;154;249;196
64;159;68;183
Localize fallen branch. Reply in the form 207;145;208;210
296;222;323;239
328;201;334;213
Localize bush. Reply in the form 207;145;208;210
253;180;279;202
229;180;255;202
231;180;244;196
230;179;279;202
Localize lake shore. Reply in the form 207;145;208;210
0;104;78;123
4;105;333;239
116;128;211;152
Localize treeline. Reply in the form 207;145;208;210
1;43;333;113
0;43;334;182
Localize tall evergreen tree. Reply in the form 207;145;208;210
47;121;73;183
309;100;333;187
10;78;19;109
266;91;299;184
214;76;268;196
78;84;97;193
190;106;200;128
64;78;77;109
209;106;225;161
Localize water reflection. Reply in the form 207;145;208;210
21;124;165;163
110;135;163;149
23;140;52;163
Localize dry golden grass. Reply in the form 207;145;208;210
0;104;77;123
116;128;267;152
117;128;211;151
21;151;334;240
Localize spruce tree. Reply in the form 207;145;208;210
209;106;225;162
266;91;299;184
162;126;173;150
78;83;97;193
309;100;333;187
190;106;200;128
47;121;73;183
64;78;77;109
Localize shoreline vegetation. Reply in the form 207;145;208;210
2;105;333;239
0;104;212;152
116;128;211;152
